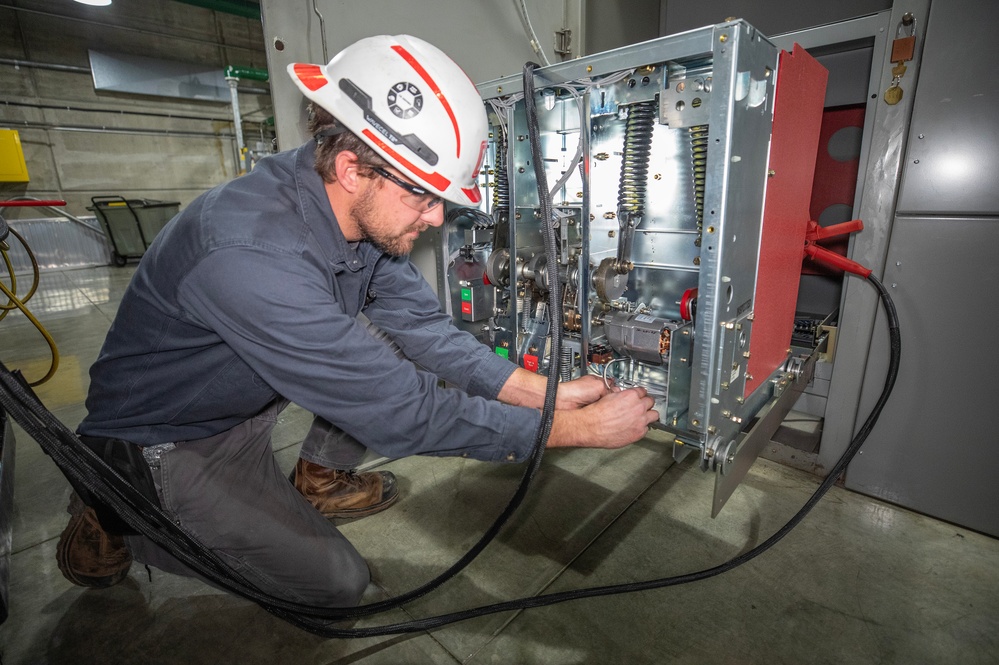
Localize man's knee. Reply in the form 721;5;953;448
298;544;370;608
336;552;371;606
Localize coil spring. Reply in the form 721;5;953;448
559;347;574;382
689;125;708;234
617;102;656;219
492;133;510;218
519;288;532;332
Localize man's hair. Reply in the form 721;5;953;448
307;102;388;183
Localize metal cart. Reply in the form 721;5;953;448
88;196;180;266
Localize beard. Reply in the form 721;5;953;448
350;184;425;257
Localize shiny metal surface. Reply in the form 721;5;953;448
2;217;110;273
712;347;817;517
89;51;230;103
895;0;999;216
446;20;802;514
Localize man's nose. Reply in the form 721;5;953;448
421;204;445;228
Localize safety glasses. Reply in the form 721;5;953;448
372;167;443;213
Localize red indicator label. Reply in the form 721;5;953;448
523;354;538;372
461;301;473;315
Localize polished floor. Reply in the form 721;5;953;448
1;265;997;665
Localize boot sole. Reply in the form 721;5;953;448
320;489;400;519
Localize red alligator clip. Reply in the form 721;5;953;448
802;219;871;278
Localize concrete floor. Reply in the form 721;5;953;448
1;265;997;664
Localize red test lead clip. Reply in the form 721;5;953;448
802;219;872;278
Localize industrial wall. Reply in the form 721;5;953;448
0;0;271;219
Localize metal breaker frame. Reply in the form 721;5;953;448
440;20;827;515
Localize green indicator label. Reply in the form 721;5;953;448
461;288;472;301
495;347;509;359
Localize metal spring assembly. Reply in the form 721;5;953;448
492;132;510;221
617;102;656;218
689;125;708;245
518;288;532;332
615;102;656;267
559;347;574;382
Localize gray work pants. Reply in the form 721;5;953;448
124;399;370;607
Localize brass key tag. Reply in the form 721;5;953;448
884;85;903;105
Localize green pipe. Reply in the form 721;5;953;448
173;0;260;20
225;65;269;82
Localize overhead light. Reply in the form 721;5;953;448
74;0;113;6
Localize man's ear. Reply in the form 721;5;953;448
334;150;363;194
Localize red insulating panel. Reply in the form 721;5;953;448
744;44;828;397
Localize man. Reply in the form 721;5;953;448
60;35;657;607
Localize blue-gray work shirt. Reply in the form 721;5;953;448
79;141;540;463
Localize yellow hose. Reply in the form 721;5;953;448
1;223;59;385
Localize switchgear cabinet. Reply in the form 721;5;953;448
439;20;828;514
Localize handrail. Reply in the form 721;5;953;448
0;197;107;240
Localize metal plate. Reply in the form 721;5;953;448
896;0;999;216
845;216;999;537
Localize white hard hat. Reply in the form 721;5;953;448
287;35;488;206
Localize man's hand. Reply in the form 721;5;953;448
547;387;658;450
555;374;610;410
497;368;612;410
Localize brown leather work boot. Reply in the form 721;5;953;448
56;492;132;588
292;459;399;519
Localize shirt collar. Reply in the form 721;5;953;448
295;140;379;273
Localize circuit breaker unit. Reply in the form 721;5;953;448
441;20;828;515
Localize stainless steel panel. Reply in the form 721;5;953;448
89;51;229;103
845;216;999;537
3;216;110;272
896;0;999;216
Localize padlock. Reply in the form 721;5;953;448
891;36;915;63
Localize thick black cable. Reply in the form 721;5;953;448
0;57;900;634
0;61;566;636
0;269;901;636
289;273;902;634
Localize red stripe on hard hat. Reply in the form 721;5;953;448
390;45;460;158
362;129;451;191
461;187;481;204
293;64;328;91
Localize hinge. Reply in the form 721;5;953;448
554;29;572;57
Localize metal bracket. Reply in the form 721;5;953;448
554;29;572;57
711;346;819;516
